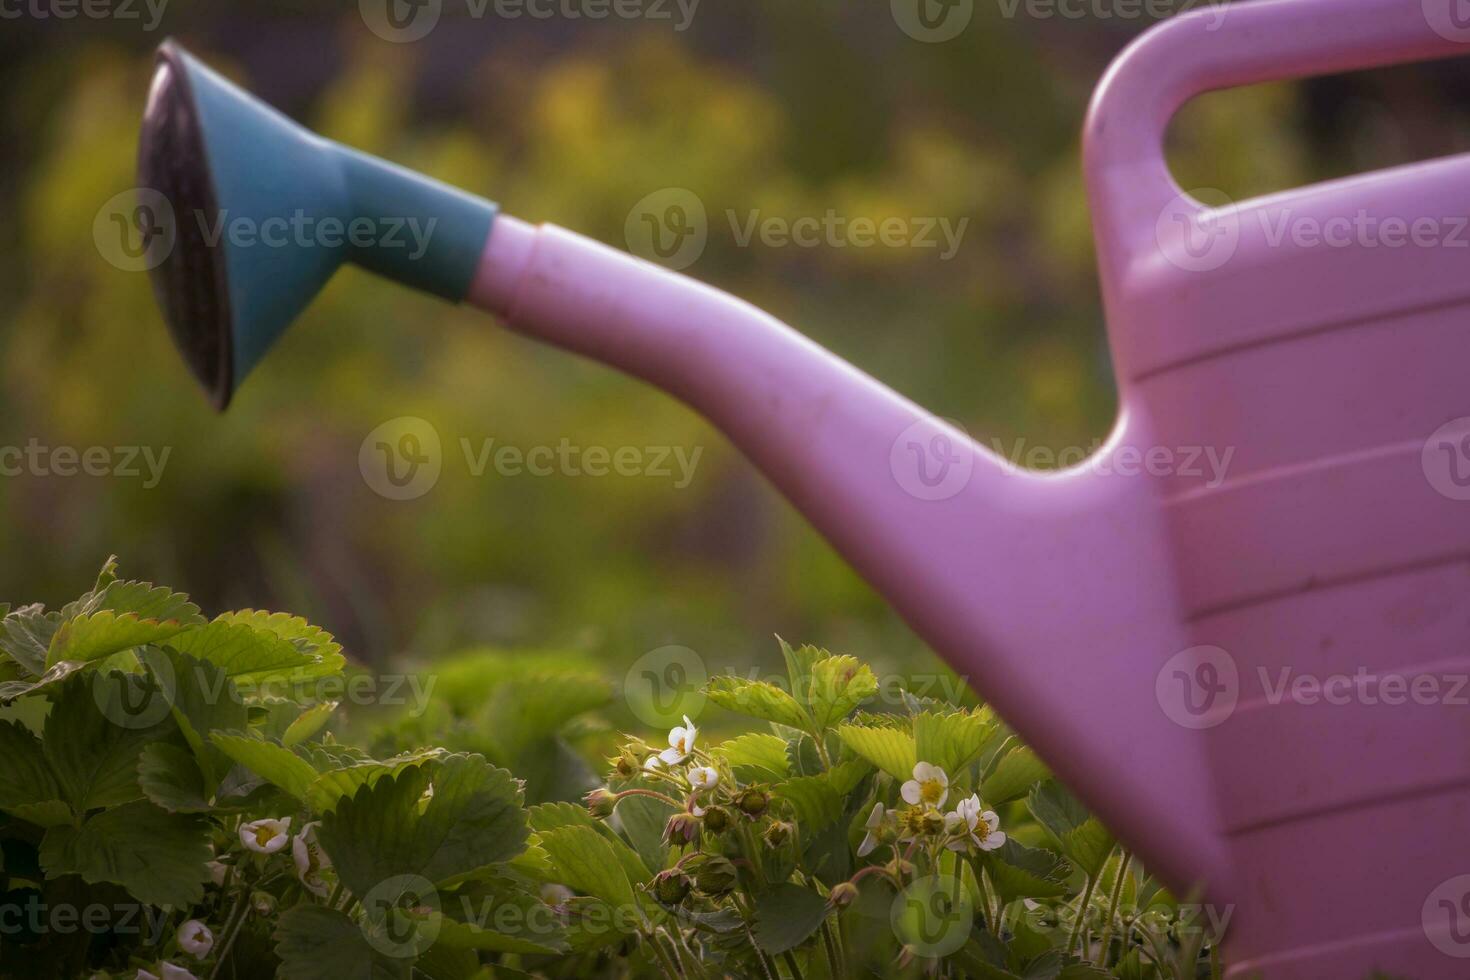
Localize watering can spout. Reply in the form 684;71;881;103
472;218;1230;897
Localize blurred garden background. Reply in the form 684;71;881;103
4;0;1470;704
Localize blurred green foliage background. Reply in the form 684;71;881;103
3;0;1469;690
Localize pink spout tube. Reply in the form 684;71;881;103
468;214;1230;898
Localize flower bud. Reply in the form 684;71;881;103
610;745;640;779
701;804;731;834
763;820;794;848
585;787;618;819
828;881;859;909
653;869;693;905
735;786;770;817
663;811;702;848
690;855;739;896
920;809;946;837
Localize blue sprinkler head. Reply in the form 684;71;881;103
137;40;497;408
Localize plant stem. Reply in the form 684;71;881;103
1066;863;1105;959
820;918;844;980
973;861;996;935
206;886;250;980
646;929;682;980
618;787;685;808
782;950;806;980
1095;850;1132;967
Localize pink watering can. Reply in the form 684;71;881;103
136;0;1470;972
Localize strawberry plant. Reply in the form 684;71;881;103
0;560;1223;979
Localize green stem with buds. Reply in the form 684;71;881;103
1095;850;1132;967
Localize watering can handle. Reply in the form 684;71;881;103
1084;0;1470;260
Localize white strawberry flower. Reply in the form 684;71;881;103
944;794;1006;853
659;715;699;765
857;802;887;857
240;816;292;854
643;754;664;772
292;821;332;897
158;964;200;980
175;919;214;958
900;761;949;809
687;766;720;792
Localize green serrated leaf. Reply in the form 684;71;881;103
137;742;211;813
439;874;571;954
284;700;338;746
836;723;917;780
46;612;193;668
914;709;996;776
534;826;639;917
44;673;169;812
0;720;62;820
773;773;842;830
980;747;1049;806
60;575;200;626
705;675;811;731
778;638;826;706
608;775;675;876
712;732;790;781
1060;817;1115;879
0;605;61;676
982;839;1073;903
305;749;446;813
217;610;344;662
0;658;88;703
1026;781;1091;839
40;801;212;907
167;619;339;685
211;732;320;802
274;904;412;980
1026;782;1116;879
320;754;529;896
752;882;828;954
807;655;877;730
